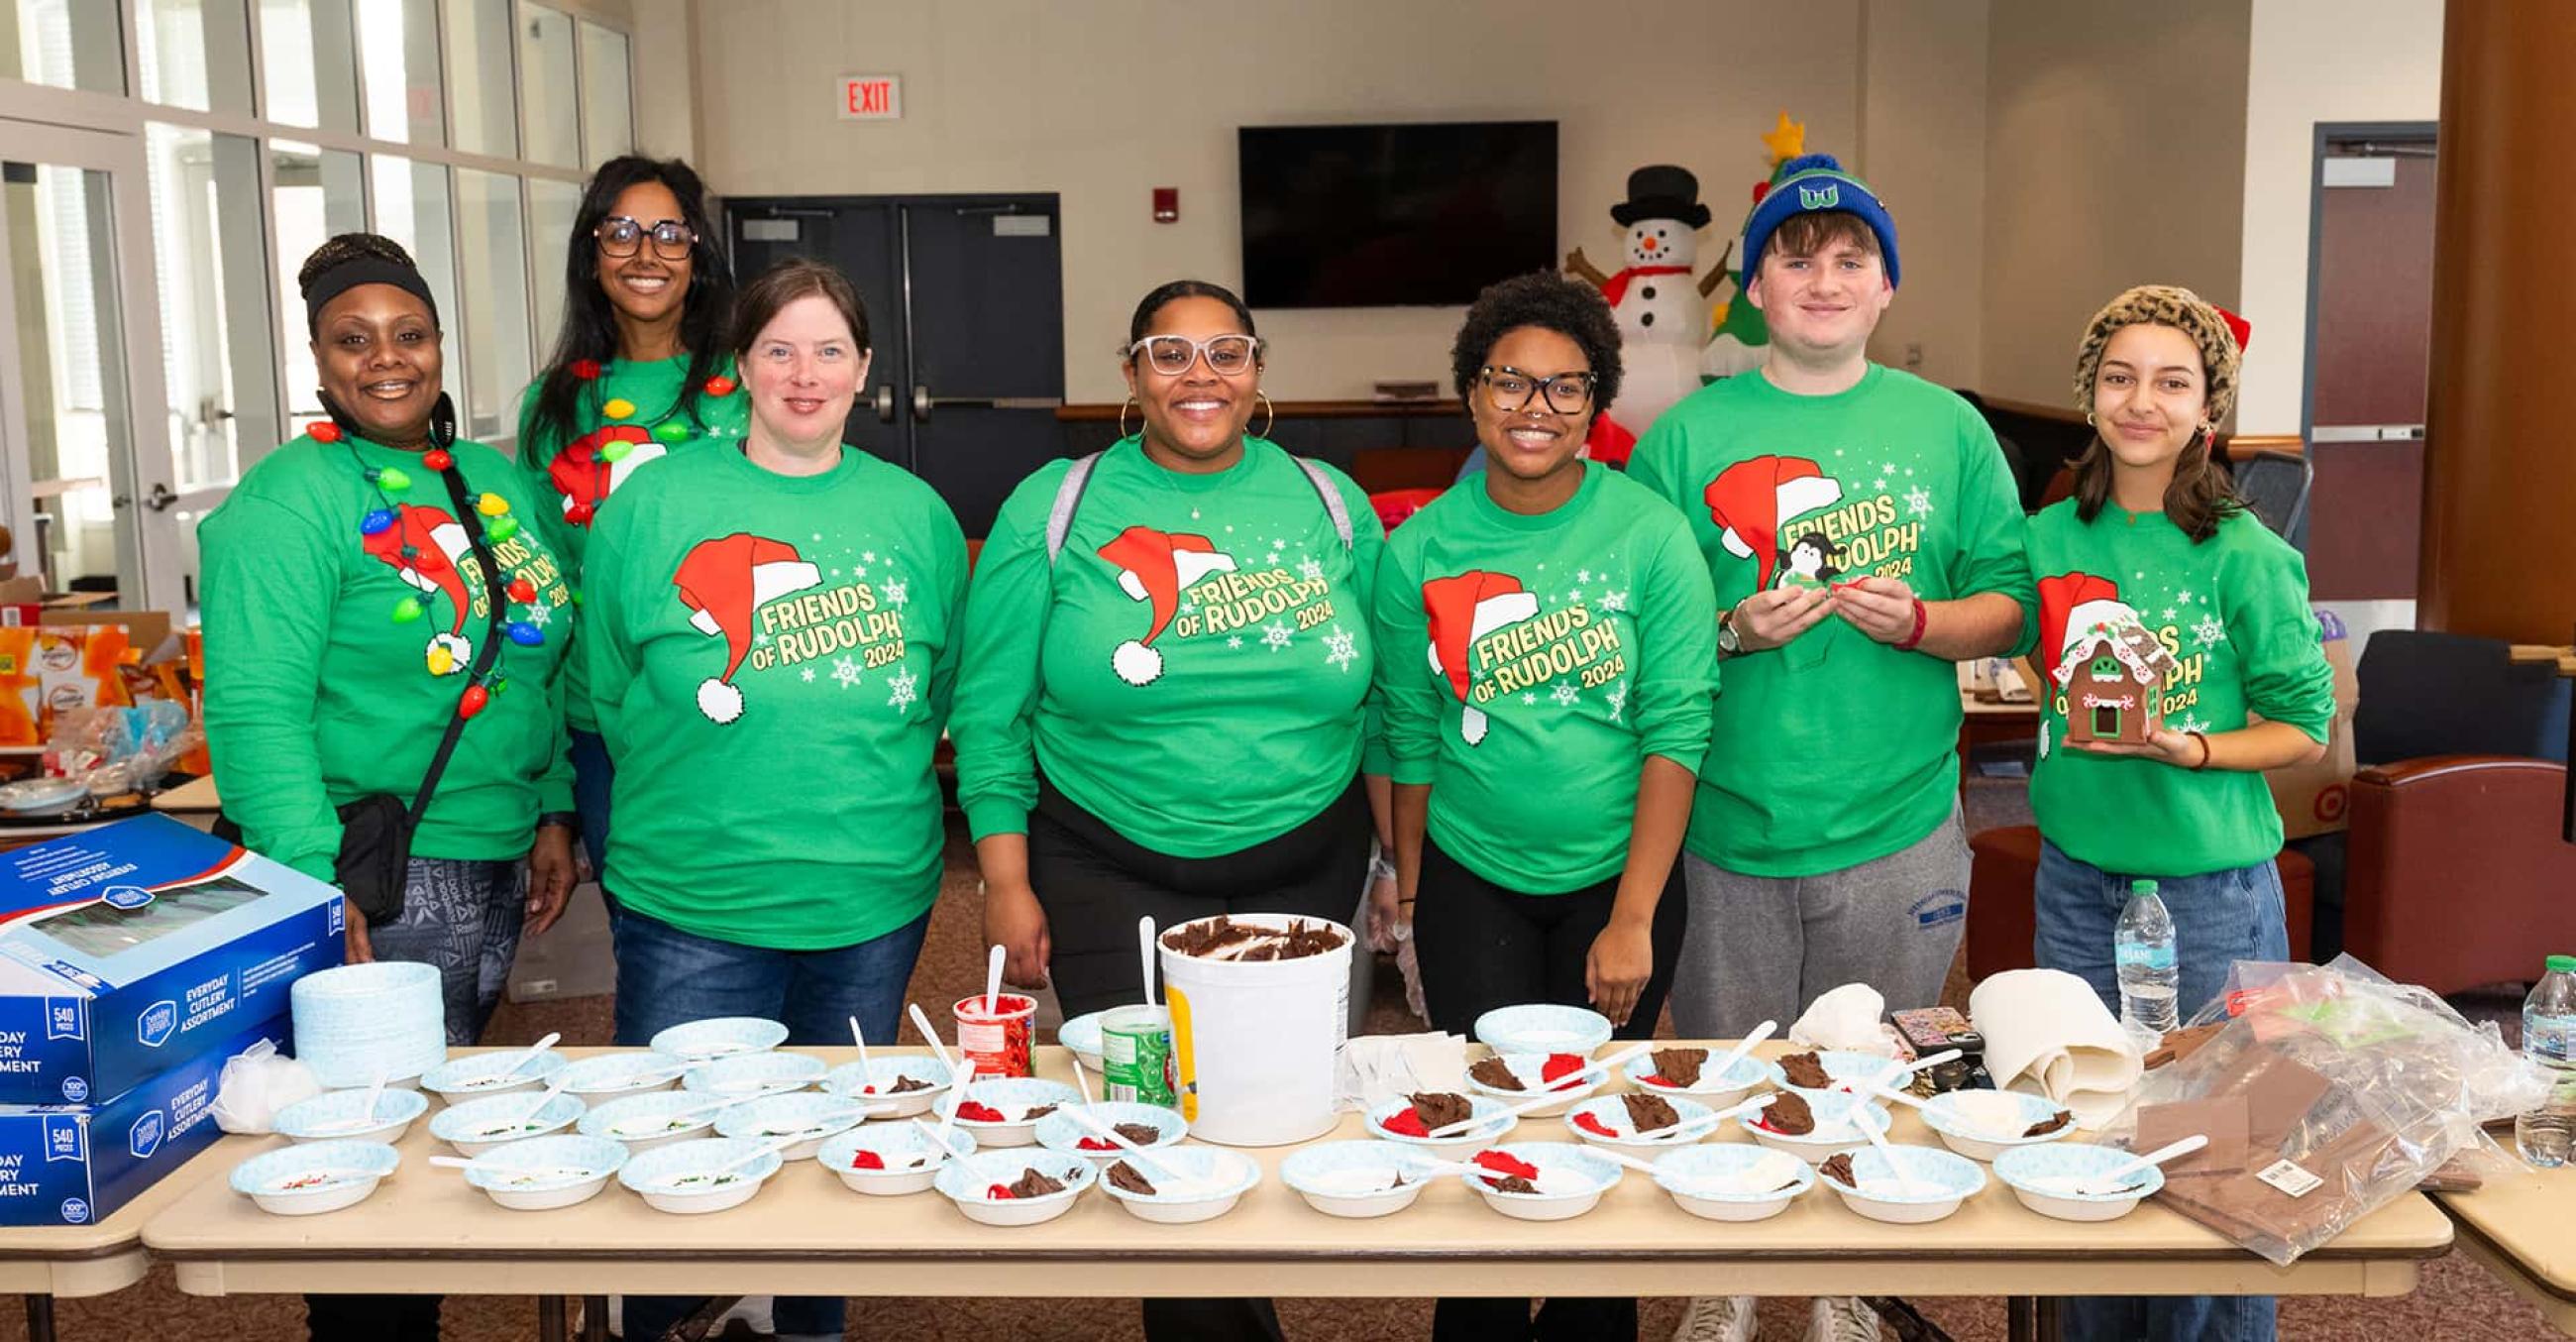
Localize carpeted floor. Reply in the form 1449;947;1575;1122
31;774;2553;1341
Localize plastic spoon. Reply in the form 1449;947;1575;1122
1645;1092;1778;1144
310;1069;391;1135
641;1136;797;1195
906;1002;964;1081
1138;916;1159;1008
1863;1048;1963;1091
428;1154;595;1181
1072;1058;1096;1108
499;1032;563;1078
849;1015;874;1075
906;1003;968;1168
983;943;1006;1015
501;1072;575;1131
1426;1042;1657;1140
602;1085;794;1140
2057;1134;2209;1197
1853;1104;1929;1197
1701;1021;1778;1090
1059;1104;1204;1193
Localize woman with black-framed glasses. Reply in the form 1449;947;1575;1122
1371;274;1716;1342
516;155;743;896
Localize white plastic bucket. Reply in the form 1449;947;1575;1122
1158;914;1352;1147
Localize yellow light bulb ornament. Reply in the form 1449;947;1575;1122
476;493;510;517
426;643;456;676
602;397;636;420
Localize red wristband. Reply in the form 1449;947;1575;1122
1894;596;1930;651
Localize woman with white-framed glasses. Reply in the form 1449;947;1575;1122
1371;271;1717;1342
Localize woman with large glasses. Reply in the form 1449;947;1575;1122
1371;271;1716;1342
516;155;743;890
951;280;1389;1342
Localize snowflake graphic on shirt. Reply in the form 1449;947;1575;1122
886;668;918;712
1298;556;1325;583
831;655;863;689
1261;619;1293;651
1604;679;1629;723
1905;486;1934;518
1323;624;1358;671
1600;590;1630;614
1551;682;1581;708
2192;614;2226;648
884;579;909;608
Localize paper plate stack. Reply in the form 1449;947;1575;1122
292;960;448;1088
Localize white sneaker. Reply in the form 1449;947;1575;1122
1803;1295;1881;1342
1672;1293;1758;1342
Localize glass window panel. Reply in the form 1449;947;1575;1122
453;168;531;443
271;140;365;427
443;0;515;159
366;155;460;410
146;125;277;492
517;4;581;169
526;176;583;365
4;165;132;593
136;0;255;114
1;0;126;93
578;22;632;163
355;0;442;147
258;0;360;132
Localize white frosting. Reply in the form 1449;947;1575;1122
1305;1167;1407;1196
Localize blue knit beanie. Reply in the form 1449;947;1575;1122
1739;153;1900;288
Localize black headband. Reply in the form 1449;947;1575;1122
303;257;439;336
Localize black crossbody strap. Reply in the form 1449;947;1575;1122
408;436;514;821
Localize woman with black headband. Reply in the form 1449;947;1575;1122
202;234;578;1026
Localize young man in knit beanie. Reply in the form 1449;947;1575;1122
1631;155;2035;1342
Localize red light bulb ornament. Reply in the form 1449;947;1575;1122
458;684;489;720
308;421;342;444
421;448;453;472
705;375;737;397
570;359;602;382
506;578;536;604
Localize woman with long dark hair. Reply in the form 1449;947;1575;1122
516;155;744;883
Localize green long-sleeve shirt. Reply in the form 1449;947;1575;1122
1373;465;1718;892
200;432;576;882
583;444;967;949
515;355;749;731
2026;503;2335;876
1630;365;2036;876
951;436;1386;857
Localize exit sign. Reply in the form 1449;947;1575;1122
838;75;902;121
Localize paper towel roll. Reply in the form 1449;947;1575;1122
1970;968;2143;1127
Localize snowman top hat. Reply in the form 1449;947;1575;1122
1610;165;1712;229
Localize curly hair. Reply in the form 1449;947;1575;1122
295;231;417;296
1449;271;1624;411
2069;283;2246;542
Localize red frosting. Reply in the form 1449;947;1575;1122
955;1101;1007;1123
1571;1111;1618;1138
1472;1150;1540;1180
1380;1109;1430;1138
985;1182;1014;1200
1639;1073;1678;1089
849;1150;885;1171
1541;1054;1588;1088
1075;1136;1119;1152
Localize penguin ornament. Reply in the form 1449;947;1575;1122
1565;165;1731;465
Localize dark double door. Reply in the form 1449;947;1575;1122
726;193;1064;536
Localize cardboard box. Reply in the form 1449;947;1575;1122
0;815;345;1104
0;1011;288;1225
2263;609;2360;839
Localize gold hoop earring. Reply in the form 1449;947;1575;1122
2085;409;2096;427
1119;396;1137;440
1254;391;1275;440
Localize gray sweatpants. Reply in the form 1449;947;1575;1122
1666;810;1970;1039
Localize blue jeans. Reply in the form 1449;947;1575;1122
2035;839;2286;1342
611;903;931;1340
567;728;620;926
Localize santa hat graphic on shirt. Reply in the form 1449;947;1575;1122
1095;526;1237;686
1420;570;1540;745
547;425;666;525
362;503;478;674
1703;455;1845;589
2036;571;2130;684
671;533;822;723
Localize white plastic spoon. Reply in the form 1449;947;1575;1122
1059;1104;1204;1194
1137;916;1158;1008
310;1069;392;1135
2056;1134;2210;1197
983;943;1006;1015
1853;1104;1929;1197
1701;1021;1778;1090
509;1072;576;1128
907;1002;964;1080
849;1015;874;1075
428;1154;595;1181
906;1003;968;1167
641;1136;797;1195
500;1032;562;1078
602;1085;794;1140
1642;1091;1778;1143
1072;1058;1096;1108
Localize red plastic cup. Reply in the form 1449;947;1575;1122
952;992;1035;1078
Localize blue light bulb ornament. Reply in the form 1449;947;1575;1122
360;508;396;536
507;621;544;647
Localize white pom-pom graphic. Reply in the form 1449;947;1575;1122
1460;705;1489;745
697;678;744;724
1112;640;1164;687
427;632;471;675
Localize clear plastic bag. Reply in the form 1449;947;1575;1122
2101;954;2548;1265
42;701;199;795
210;1039;323;1134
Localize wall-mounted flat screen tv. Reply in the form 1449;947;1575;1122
1238;120;1558;308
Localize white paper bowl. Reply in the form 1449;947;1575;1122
616;1137;785;1214
1817;1144;1987;1224
681;1051;826;1097
1653;1144;1816;1222
819;1056;955;1118
1741;1094;1894;1165
429;1091;586;1157
1098;1146;1261;1224
1993;1142;2165;1222
1279;1141;1430;1218
578;1090;724;1151
1458;1142;1621;1222
1920;1088;2081;1163
274;1086;430;1145
458;1134;628;1211
556;1051;691;1098
935;1077;1083;1148
1058;1010;1108;1072
1462;1052;1602;1116
1033;1101;1188;1163
419;1050;570;1105
1777;1048;1908;1098
933;1149;1097;1226
713;1092;876;1161
648;1016;789;1062
230;1140;401;1216
1561;1093;1720;1160
816;1123;979;1195
1620;1050;1785;1108
1363;1094;1516;1148
1470;1004;1612;1058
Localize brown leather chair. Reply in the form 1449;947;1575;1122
2340;756;2576;996
1965;826;2314;984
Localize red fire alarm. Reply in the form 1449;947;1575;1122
1153;187;1178;223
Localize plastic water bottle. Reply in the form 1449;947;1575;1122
2516;954;2576;1168
2114;879;2180;1044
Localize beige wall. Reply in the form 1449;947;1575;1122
1980;0;2252;411
2233;0;2441;434
674;0;2013;404
626;0;697;161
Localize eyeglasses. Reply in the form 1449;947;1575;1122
594;215;697;261
1479;366;1597;414
1126;333;1262;377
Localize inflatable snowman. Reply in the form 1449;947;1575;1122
1566;166;1729;465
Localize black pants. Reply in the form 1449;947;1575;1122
1030;777;1367;1342
1415;836;1686;1342
307;1293;439;1341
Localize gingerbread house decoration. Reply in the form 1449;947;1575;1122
2054;599;2181;745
